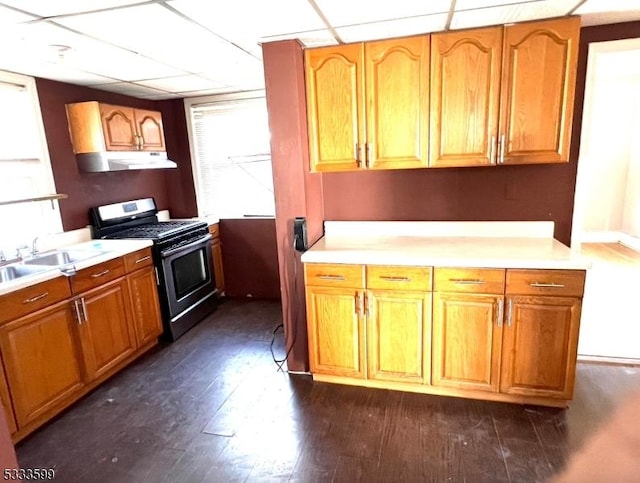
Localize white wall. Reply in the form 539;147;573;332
573;39;640;245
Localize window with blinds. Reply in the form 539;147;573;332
188;96;275;219
0;70;62;254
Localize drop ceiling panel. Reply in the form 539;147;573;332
576;0;640;14
56;4;256;73
91;81;170;97
260;29;338;48
315;0;452;27
0;54;117;85
0;0;146;17
0;5;36;25
168;0;326;57
451;0;577;30
455;0;543;10
580;10;640;26
172;87;239;98
137;75;227;92
336;14;449;43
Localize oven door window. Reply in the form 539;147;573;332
172;248;209;300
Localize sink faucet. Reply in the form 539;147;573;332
15;245;29;260
32;236;39;256
0;250;5;262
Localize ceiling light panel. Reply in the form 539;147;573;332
576;0;640;14
0;0;145;17
314;0;451;27
451;0;577;30
56;4;256;73
336;14;449;43
168;0;326;57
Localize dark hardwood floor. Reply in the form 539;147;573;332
16;300;640;482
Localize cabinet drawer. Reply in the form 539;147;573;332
71;257;126;293
366;266;432;291
305;264;365;288
0;276;72;324
506;269;585;297
434;268;505;294
124;248;154;272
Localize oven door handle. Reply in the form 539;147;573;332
160;233;212;258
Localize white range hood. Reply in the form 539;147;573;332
76;151;177;173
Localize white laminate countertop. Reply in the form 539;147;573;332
0;239;152;296
300;222;590;270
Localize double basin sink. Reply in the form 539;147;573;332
0;250;107;284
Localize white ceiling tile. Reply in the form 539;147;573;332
456;0;541;10
315;0;451;27
0;54;117;85
91;82;170;97
576;0;640;14
336;14;449;43
260;29;338;48
137;75;227;92
580;10;640;26
168;0;326;57
451;0;577;30
176;87;241;98
0;0;145;17
56;4;255;73
0;5;36;25
0;21;187;82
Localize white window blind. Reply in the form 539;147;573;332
189;97;274;219
0;70;62;254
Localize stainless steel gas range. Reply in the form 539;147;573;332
90;198;217;341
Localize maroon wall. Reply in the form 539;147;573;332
263;40;324;372
36;78;173;230
219;218;280;299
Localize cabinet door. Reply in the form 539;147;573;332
430;26;502;167
0;301;84;428
0;364;17;434
127;267;163;347
99;103;137;151
134;109;166;151
305;44;365;172
367;290;431;383
499;17;579;165
306;286;365;378
432;292;503;392
365;36;429;170
500;296;581;399
78;278;136;381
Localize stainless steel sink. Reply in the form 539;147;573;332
23;250;105;267
0;264;53;283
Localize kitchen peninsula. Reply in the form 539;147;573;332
301;221;590;408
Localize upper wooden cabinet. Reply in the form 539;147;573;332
499;17;579;165
431;17;579;167
305;36;429;172
430;26;503;167
305;16;579;171
66;101;166;154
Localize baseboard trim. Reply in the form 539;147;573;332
578;354;640;366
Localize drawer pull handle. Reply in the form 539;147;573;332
135;256;151;264
380;276;411;282
506;298;513;327
91;269;110;278
450;278;484;285
318;274;345;281
23;292;48;304
496;299;504;327
530;282;565;288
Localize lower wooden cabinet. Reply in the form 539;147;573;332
127;266;162;347
367;290;430;383
500;296;581;399
76;278;136;381
0;248;164;442
306;286;365;378
432;292;503;392
0;300;84;428
304;263;586;407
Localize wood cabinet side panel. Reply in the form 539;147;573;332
65;101;106;154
